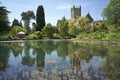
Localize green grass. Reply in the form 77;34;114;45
76;32;120;41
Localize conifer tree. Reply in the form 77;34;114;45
36;5;45;31
0;3;10;32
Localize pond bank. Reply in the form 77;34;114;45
71;39;120;46
0;39;70;43
1;39;120;46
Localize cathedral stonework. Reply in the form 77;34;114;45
71;5;93;22
71;5;81;18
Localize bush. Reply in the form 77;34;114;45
25;31;42;40
0;36;10;41
25;34;39;40
9;26;26;37
33;31;42;38
77;32;106;40
53;33;61;39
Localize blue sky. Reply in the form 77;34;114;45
1;0;109;25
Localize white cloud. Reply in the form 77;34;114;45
57;3;72;10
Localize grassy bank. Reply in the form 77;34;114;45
76;32;120;42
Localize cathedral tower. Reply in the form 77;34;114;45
71;5;81;18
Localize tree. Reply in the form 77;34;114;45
21;11;35;30
103;0;120;29
31;22;36;33
19;20;23;27
68;18;78;37
68;16;89;37
0;3;10;32
42;23;56;38
9;26;26;37
12;18;21;27
57;17;68;38
36;5;45;31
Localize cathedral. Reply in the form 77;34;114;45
71;5;93;22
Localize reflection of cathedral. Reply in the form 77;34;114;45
71;5;93;22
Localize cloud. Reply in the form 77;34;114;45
56;1;93;10
57;3;72;10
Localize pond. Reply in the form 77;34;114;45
0;40;120;80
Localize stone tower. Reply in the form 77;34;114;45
71;5;81;18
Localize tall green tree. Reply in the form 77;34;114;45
57;17;68;38
103;0;120;31
12;18;21;27
21;11;35;30
0;3;10;32
36;5;45;31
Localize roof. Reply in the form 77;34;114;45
18;31;25;35
86;13;93;22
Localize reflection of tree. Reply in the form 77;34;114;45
102;47;120;80
31;41;46;71
41;41;56;54
22;43;35;66
57;41;68;59
9;43;23;57
0;43;9;71
69;42;108;71
36;48;45;71
22;55;35;66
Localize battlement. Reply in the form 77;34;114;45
71;5;81;18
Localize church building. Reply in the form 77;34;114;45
71;5;93;23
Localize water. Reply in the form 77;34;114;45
0;40;120;80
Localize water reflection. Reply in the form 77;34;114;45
0;40;119;80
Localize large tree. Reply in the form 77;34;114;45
12;18;21;27
103;0;120;27
36;5;45;31
21;11;35;30
68;17;89;37
57;17;68;38
0;3;10;32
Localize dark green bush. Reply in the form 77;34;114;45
0;36;10;41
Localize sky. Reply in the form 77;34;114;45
1;0;110;26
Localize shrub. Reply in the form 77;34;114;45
25;34;39;40
25;31;42;40
53;33;61;39
0;36;9;41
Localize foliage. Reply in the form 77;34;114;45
102;0;120;31
30;22;37;33
57;17;68;38
32;22;36;29
21;11;35;30
68;16;89;37
68;18;78;37
0;4;10;32
12;18;22;27
53;33;61;39
102;48;120;80
25;34;39;40
9;26;26;37
76;33;106;40
25;31;42;39
77;32;120;41
0;36;9;41
42;23;57;38
90;21;108;33
36;5;45;31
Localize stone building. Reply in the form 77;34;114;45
71;5;81;18
71;5;93;23
86;13;93;23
